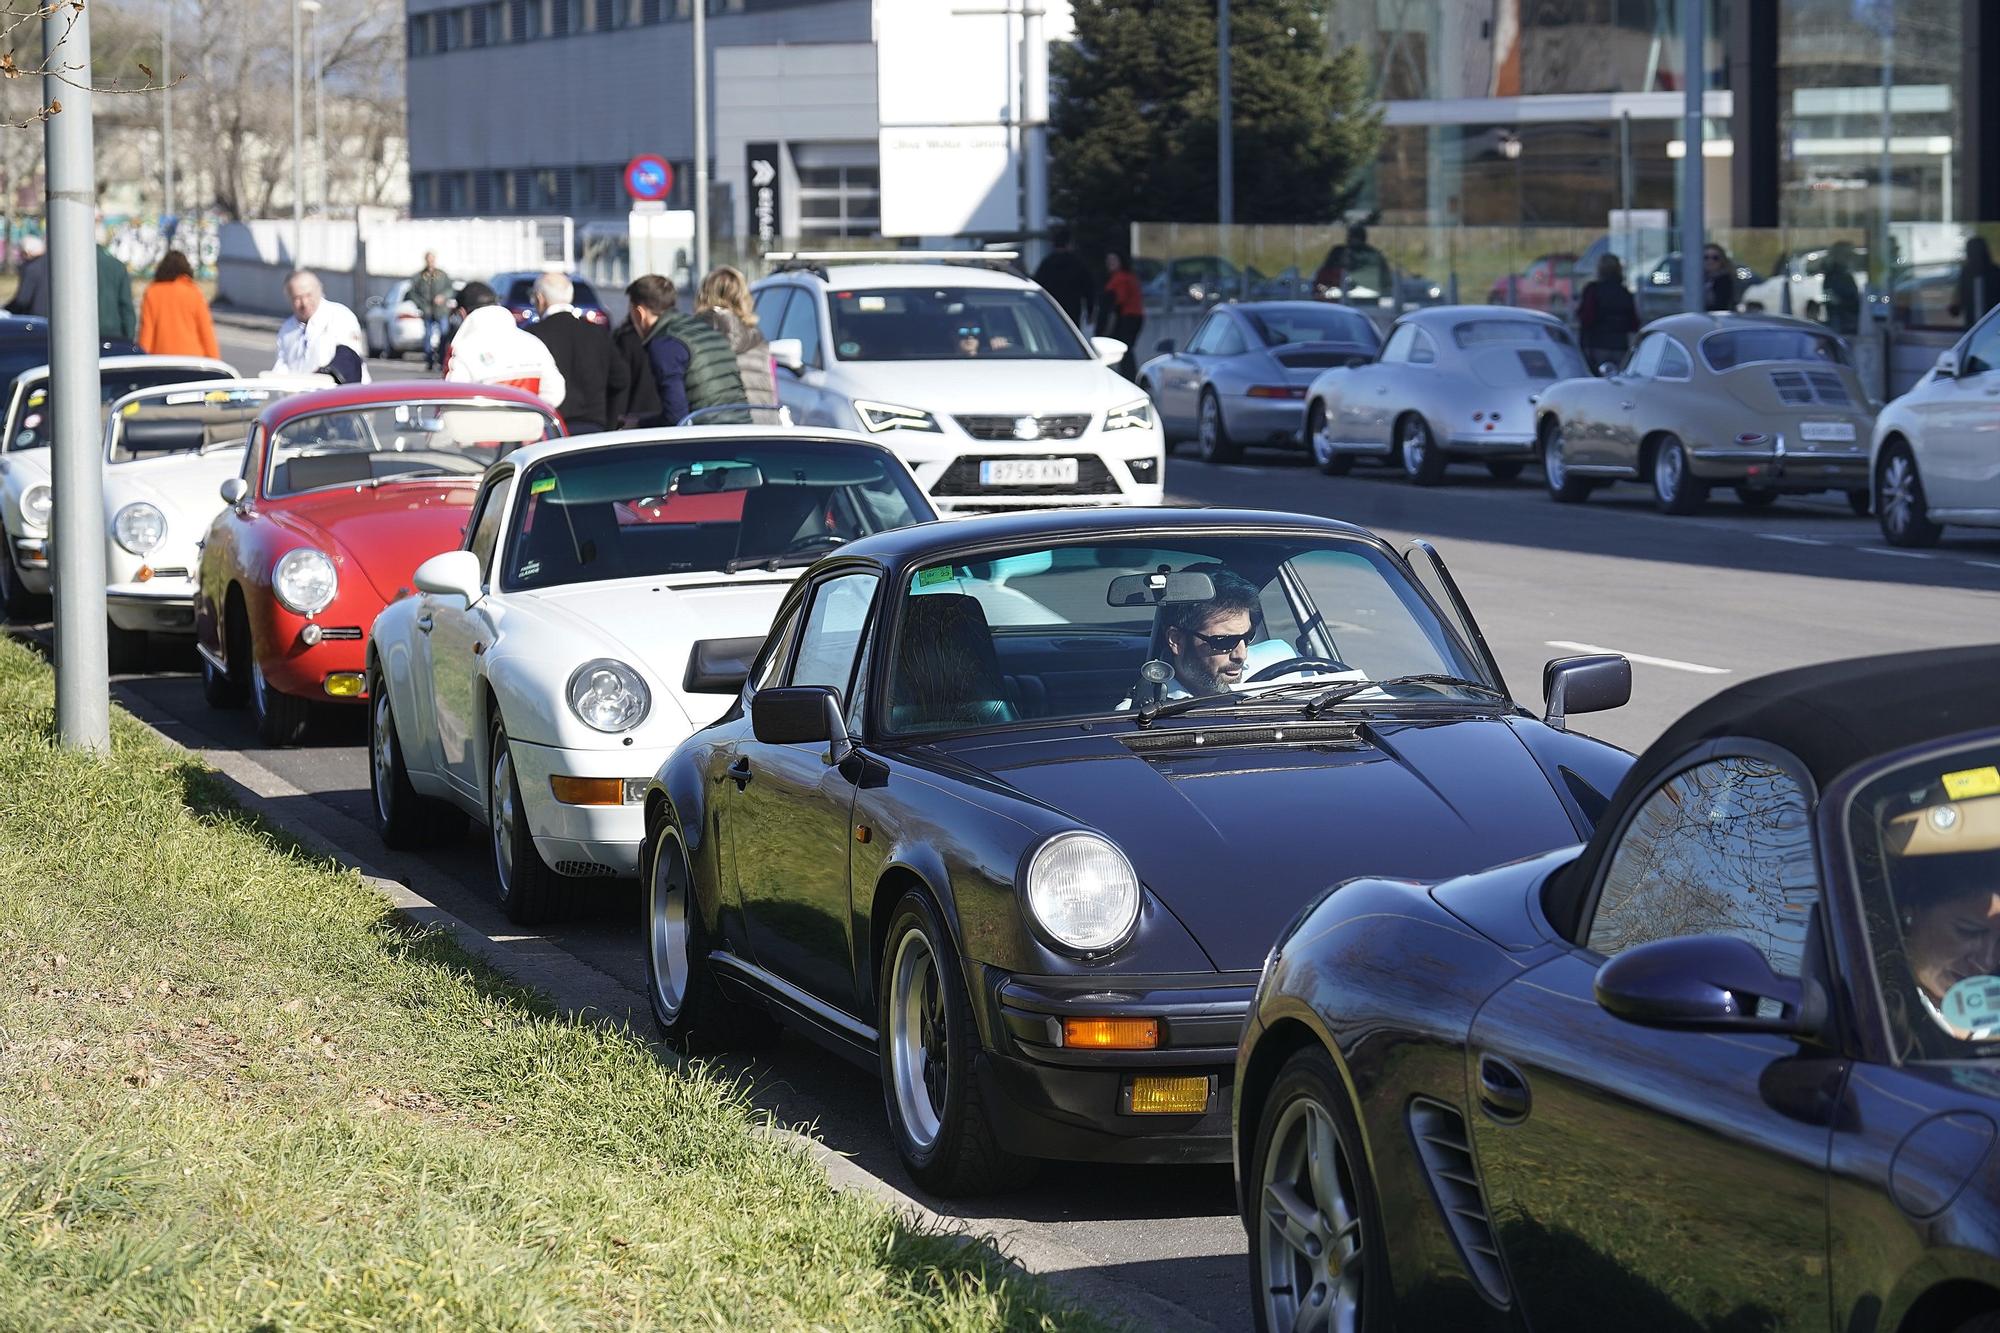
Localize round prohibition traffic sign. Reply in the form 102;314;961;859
624;154;674;202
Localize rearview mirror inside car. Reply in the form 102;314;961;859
768;338;805;374
684;635;763;694
1542;654;1630;730
1594;934;1826;1038
667;461;764;494
1106;570;1217;608
412;549;482;604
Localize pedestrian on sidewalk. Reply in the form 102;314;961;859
409;251;453;370
273;270;368;383
137;249;220;359
1096;249;1145;379
5;235;48;318
695;265;776;414
1701;243;1738;313
624;273;746;427
444;281;565;407
96;239;136;343
526;271;616;433
1033;227;1095;329
1576;253;1638;373
1953;237;1997;331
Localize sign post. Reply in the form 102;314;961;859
746;143;780;253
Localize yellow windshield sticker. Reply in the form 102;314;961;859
915;565;954;588
1943;766;2000;800
529;477;557;496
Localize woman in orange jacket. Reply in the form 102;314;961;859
138;249;220;358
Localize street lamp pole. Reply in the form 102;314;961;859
308;0;324;214
692;0;708;285
291;0;304;262
161;0;173;226
1679;0;1704;313
1217;0;1232;227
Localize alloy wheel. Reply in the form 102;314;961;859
888;929;947;1151
1198;396;1220;455
1544;426;1569;489
1881;453;1919;537
1258;1094;1366;1333
490;744;518;894
1310;407;1333;467
370;691;397;826
648;833;691;1021
1654;443;1683;500
1400;420;1427;478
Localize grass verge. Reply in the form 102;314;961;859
0;637;1101;1332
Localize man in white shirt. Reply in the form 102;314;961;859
272;270;368;382
443;281;566;409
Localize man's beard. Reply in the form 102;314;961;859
1176;655;1231;695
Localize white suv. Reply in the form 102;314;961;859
750;255;1165;510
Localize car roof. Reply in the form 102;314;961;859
493;423;908;472
7;354;236;392
1641;311;1832;336
834;505;1380;568
257;380;557;427
1398;304;1563;329
1227;300;1373;318
758;263;1035;292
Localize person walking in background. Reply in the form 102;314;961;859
1096;250;1145;379
1033;228;1095;329
526;271;617;433
1701;243;1738;313
137;249;219;358
96;239;136;342
1954;236;1998;331
1820;241;1862;337
694;265;776;414
6;235;49;318
444;280;564;407
408;251;453;371
607;310;660;429
624;273;746;427
273;269;367;382
1575;253;1638;373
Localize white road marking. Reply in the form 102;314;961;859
1859;546;1934;559
1967;560;2000;571
1546;640;1731;675
1756;533;1831;546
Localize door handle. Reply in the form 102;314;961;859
726;757;753;788
1476;1053;1531;1122
416;613;434;633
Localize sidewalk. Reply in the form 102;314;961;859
209;303;283;333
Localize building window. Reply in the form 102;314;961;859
793;160;882;238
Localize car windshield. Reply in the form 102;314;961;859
827;286;1089;361
1701;328;1849;371
504;277;600;308
106;386;294;464
265;401;556;497
1243;307;1377;348
501;438;932;590
10;364;230;453
1850;741;2000;1060
881;536;1493;734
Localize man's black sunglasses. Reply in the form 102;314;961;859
1189;628;1255;653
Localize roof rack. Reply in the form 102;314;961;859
763;249;1020;272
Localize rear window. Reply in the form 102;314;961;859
1244;307;1378;349
1701;329;1848;371
502;278;599;308
1451;319;1574;349
10;364;230;452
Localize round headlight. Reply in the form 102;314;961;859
113;501;166;555
272;547;338;615
20;483;51;529
567;658;650;733
1024;832;1141;953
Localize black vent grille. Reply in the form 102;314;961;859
1273;347;1368;370
554;860;617;879
932;455;1121;497
954;413;1091;442
318;626;364;641
1770;369;1853;406
1121;721;1361;753
1408;1098;1510;1306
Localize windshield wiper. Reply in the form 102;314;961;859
723;535;847;574
1300;674;1511;718
367;466;451;488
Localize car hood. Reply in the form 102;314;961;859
103;447;245;568
831;357;1140;412
927;714;1583;971
264;480;482;603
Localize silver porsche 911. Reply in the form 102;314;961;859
1305;305;1589;486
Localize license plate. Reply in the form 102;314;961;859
981;458;1078;486
1798;420;1855;443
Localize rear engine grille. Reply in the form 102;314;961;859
932;456;1122;497
1409;1098;1510;1306
954;413;1091;442
1273;348;1368;370
555;860;617;879
1769;369;1853;406
317;626;364;641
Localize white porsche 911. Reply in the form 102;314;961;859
366;426;939;922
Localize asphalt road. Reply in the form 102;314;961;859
84;335;2000;1329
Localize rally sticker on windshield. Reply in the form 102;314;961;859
1944;766;2000;800
915;565;954;588
529;477;557;496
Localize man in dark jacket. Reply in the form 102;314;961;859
607;316;659;428
527;271;619;434
1033;228;1095;329
6;236;49;317
624;273;745;427
408;252;453;370
97;243;137;342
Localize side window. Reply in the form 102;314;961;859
777;288;823;367
787;572;878;698
753;605;802;693
466;473;514;580
1184;315;1219;355
1657;337;1692;380
1586;755;1819;975
1961;316;2000;377
1627;333;1666;379
1209;317;1249;357
1409;329;1439;365
752;285;792;332
1379;325;1415;364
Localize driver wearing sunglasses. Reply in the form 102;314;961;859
1159;567;1265;695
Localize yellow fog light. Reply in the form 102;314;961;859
322;672;365;698
1123;1075;1212;1116
1062;1017;1158;1050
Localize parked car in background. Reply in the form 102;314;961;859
0;313;137;387
0;353;235;617
1872;300;2000;546
1237;644;2000;1333
367;427;937;924
1636;250;1762;321
751;254;1164;510
1738;245;1869;326
363;279;432;359
489;271;608;327
641;506;1632;1196
1535;312;1874;515
1306;305;1587;485
1137;302;1379;462
1487;252;1583;314
196;383;562;745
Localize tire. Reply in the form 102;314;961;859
0;520;43;621
1398;414;1447;486
644;817;778;1052
1947;1314;2000;1333
369;666;467;849
1196;389;1240;464
878;890;1033;1196
1734;486;1779;510
1650;436;1706;515
106;621;148;675
1247;1047;1393;1333
1485;459;1525;481
200;644;245;708
249;642;313;745
488;714;563;924
1846;488;1871;517
1540;418;1593;504
1878;444;1944;548
1307;401;1352;476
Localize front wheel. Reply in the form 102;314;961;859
1878;445;1943;548
249;647;313;746
1248;1047;1392;1333
488;715;563;924
1650;436;1706;515
1308;402;1352;476
0;521;43;621
645;819;778;1052
1541;419;1593;504
1398;415;1447;486
878;891;1033;1196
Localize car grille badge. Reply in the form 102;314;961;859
1012;416;1042;441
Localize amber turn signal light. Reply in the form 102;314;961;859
1061;1017;1158;1050
549;775;624;806
1124;1075;1211;1115
321;672;365;698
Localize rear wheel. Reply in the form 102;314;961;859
1398;415;1446;486
1878;444;1943;547
1485;459;1525;482
645;818;778;1051
488;714;563;924
1650;436;1706;515
1541;418;1593;504
1734;486;1779;510
369;668;467;849
1196;389;1240;464
1308;402;1351;476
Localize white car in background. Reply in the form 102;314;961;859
98;379;324;669
366;426;938;924
0;355;236;617
749;252;1165;511
362;279;430;359
1873;303;2000;547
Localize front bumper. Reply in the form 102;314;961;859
106;578;197;633
974;969;1257;1164
877;424;1166;511
509;735;676;879
10;531;48;594
1442;431;1538;457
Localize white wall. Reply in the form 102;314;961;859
217;217;572;315
714;42;879;239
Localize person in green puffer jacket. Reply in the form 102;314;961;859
624;273;747;426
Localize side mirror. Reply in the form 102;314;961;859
412;549;482;603
768;337;805;374
1935;350;1959;379
1542;653;1629;730
683;635;763;694
1597;361;1620;377
1595;934;1826;1037
750;684;851;759
1091;335;1128;364
1154;338;1177;354
219;477;249;507
366;295;385;309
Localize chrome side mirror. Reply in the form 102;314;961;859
219;477;249;507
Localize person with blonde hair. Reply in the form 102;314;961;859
695;265;776;410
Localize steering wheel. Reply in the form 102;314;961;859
1247;656;1351;683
